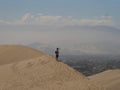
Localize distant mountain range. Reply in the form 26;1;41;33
28;42;86;56
26;25;120;55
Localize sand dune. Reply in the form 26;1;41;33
89;69;120;90
0;45;103;90
0;45;44;65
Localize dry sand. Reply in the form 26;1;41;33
0;45;44;65
0;45;104;90
89;70;120;90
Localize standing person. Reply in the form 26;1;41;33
55;48;59;61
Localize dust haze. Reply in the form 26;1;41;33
0;25;120;55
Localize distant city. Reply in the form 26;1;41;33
29;43;120;76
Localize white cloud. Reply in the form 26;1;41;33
21;13;34;23
101;15;112;19
0;13;113;26
0;20;10;25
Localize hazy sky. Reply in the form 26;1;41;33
0;0;120;24
0;0;120;26
0;0;120;54
0;0;120;18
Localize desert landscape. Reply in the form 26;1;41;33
0;45;105;90
0;45;120;90
0;1;120;90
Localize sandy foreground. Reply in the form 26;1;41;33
0;45;105;90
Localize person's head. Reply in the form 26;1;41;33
57;48;59;50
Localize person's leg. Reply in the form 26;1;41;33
56;55;59;61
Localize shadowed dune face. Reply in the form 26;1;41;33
0;45;104;90
0;45;44;65
89;70;120;90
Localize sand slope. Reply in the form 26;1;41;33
0;45;103;90
0;45;43;65
89;70;120;90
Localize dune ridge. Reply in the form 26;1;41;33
89;69;120;90
0;45;44;65
0;45;104;90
